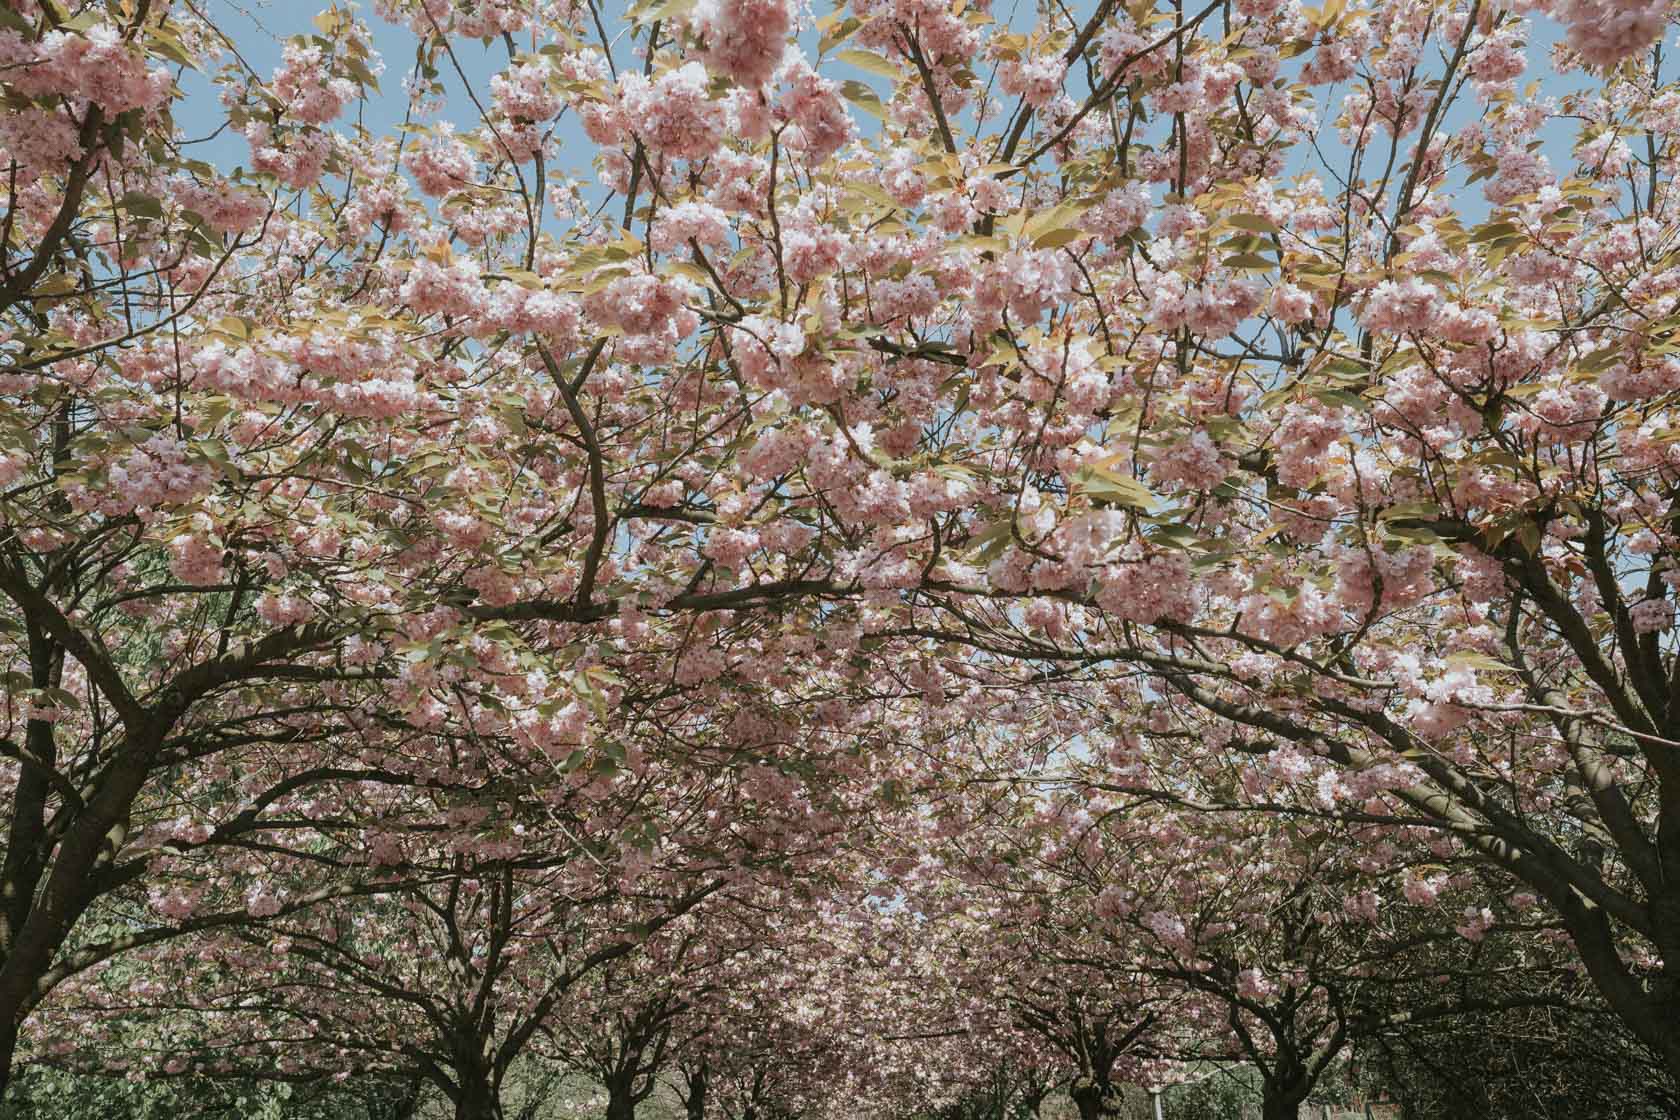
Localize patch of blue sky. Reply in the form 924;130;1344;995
175;0;1644;204
176;1;599;221
167;0;1661;372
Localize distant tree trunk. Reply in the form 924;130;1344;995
682;1063;709;1120
606;1072;637;1120
369;1072;425;1120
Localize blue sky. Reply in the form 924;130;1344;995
174;0;1619;237
179;0;594;177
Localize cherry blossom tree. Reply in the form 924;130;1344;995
856;858;1170;1120
9;0;1680;1103
0;0;909;1089
997;801;1387;1120
548;935;709;1120
1359;952;1679;1119
902;712;1650;1120
25;679;917;1120
824;0;1680;1079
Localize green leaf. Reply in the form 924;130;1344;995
146;27;198;69
1575;347;1621;373
33;274;79;297
1227;213;1280;234
839;80;886;120
1023;200;1091;244
1377;501;1442;521
818;15;863;53
118;192;165;220
967;518;1015;566
1220;253;1276;271
834;49;902;80
344;55;380;92
1074;466;1157;510
1309;388;1368;411
1032;227;1086;250
1471;220;1520;243
1146;522;1203;550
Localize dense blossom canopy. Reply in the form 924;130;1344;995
3;0;1680;1115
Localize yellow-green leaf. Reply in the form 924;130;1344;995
835;49;902;80
1227;213;1280;234
1075;466;1157;510
839;79;886;120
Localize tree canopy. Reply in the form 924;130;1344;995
3;0;1680;1116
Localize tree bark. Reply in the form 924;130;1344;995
449;1047;505;1120
455;1076;505;1120
683;1064;709;1120
606;1073;637;1120
0;1017;15;1097
1261;1080;1307;1120
1069;1081;1112;1120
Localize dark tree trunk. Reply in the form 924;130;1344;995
454;1081;504;1120
454;1074;504;1120
606;1074;637;1120
0;735;155;1099
0;1018;15;1098
1069;1081;1113;1120
1261;1079;1308;1120
684;1064;709;1120
448;1044;504;1120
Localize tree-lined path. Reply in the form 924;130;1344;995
1;0;1679;1115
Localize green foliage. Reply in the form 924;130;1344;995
1160;1072;1256;1120
0;1067;421;1120
1360;1007;1679;1120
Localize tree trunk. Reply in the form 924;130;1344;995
0;742;155;1091
0;1017;16;1099
448;1049;504;1120
455;1075;505;1120
1261;1080;1307;1120
1069;1081;1112;1120
606;1074;637;1120
684;1064;709;1120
